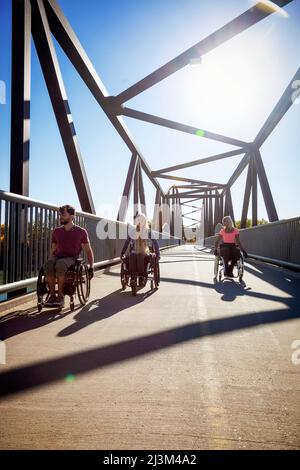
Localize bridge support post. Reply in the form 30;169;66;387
133;157;140;220
241;160;252;228
251;157;258;226
224;188;235;226
138;160;147;218
10;0;31;196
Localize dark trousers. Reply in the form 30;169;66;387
220;243;240;275
125;253;150;275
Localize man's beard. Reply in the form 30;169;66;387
60;219;68;225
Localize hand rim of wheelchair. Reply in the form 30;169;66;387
37;260;91;311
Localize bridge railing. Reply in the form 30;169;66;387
199;217;300;270
0;190;181;296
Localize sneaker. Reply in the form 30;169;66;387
45;294;56;306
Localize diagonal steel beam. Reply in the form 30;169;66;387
223;152;250;194
255;67;300;148
116;1;293;103
44;0;164;196
182;209;200;217
182;199;201;204
183;216;200;223
122;107;250;148
32;0;95;213
253;149;278;221
181;204;199;209
117;152;139;221
186;223;199;228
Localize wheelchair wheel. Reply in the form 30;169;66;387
76;264;90;305
36;266;49;311
120;262;127;291
153;258;160;288
214;257;219;278
238;260;244;282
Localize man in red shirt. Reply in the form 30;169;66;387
44;205;94;307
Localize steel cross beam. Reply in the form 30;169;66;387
152;149;246;174
173;185;221;191
122;108;250;148
44;0;164;196
168;194;218;199
154;174;225;187
31;0;95;213
116;1;293;104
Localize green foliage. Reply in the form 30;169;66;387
235;219;268;229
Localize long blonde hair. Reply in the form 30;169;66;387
222;215;234;229
135;213;150;254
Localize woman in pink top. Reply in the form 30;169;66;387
214;216;247;277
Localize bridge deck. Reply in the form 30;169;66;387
0;245;299;449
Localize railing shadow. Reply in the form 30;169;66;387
0;305;75;340
57;287;157;337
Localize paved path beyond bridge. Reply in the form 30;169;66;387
0;245;299;449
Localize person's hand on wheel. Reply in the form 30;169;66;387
88;267;94;279
242;250;248;258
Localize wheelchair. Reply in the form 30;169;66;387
36;258;91;312
214;250;244;283
120;251;160;296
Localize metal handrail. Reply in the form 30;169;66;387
197;217;300;270
0;190;182;296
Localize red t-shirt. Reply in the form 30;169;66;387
52;225;89;258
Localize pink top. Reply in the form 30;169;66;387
52;225;89;258
219;227;239;244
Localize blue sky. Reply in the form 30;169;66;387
0;0;299;223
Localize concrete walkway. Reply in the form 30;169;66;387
0;245;299;449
